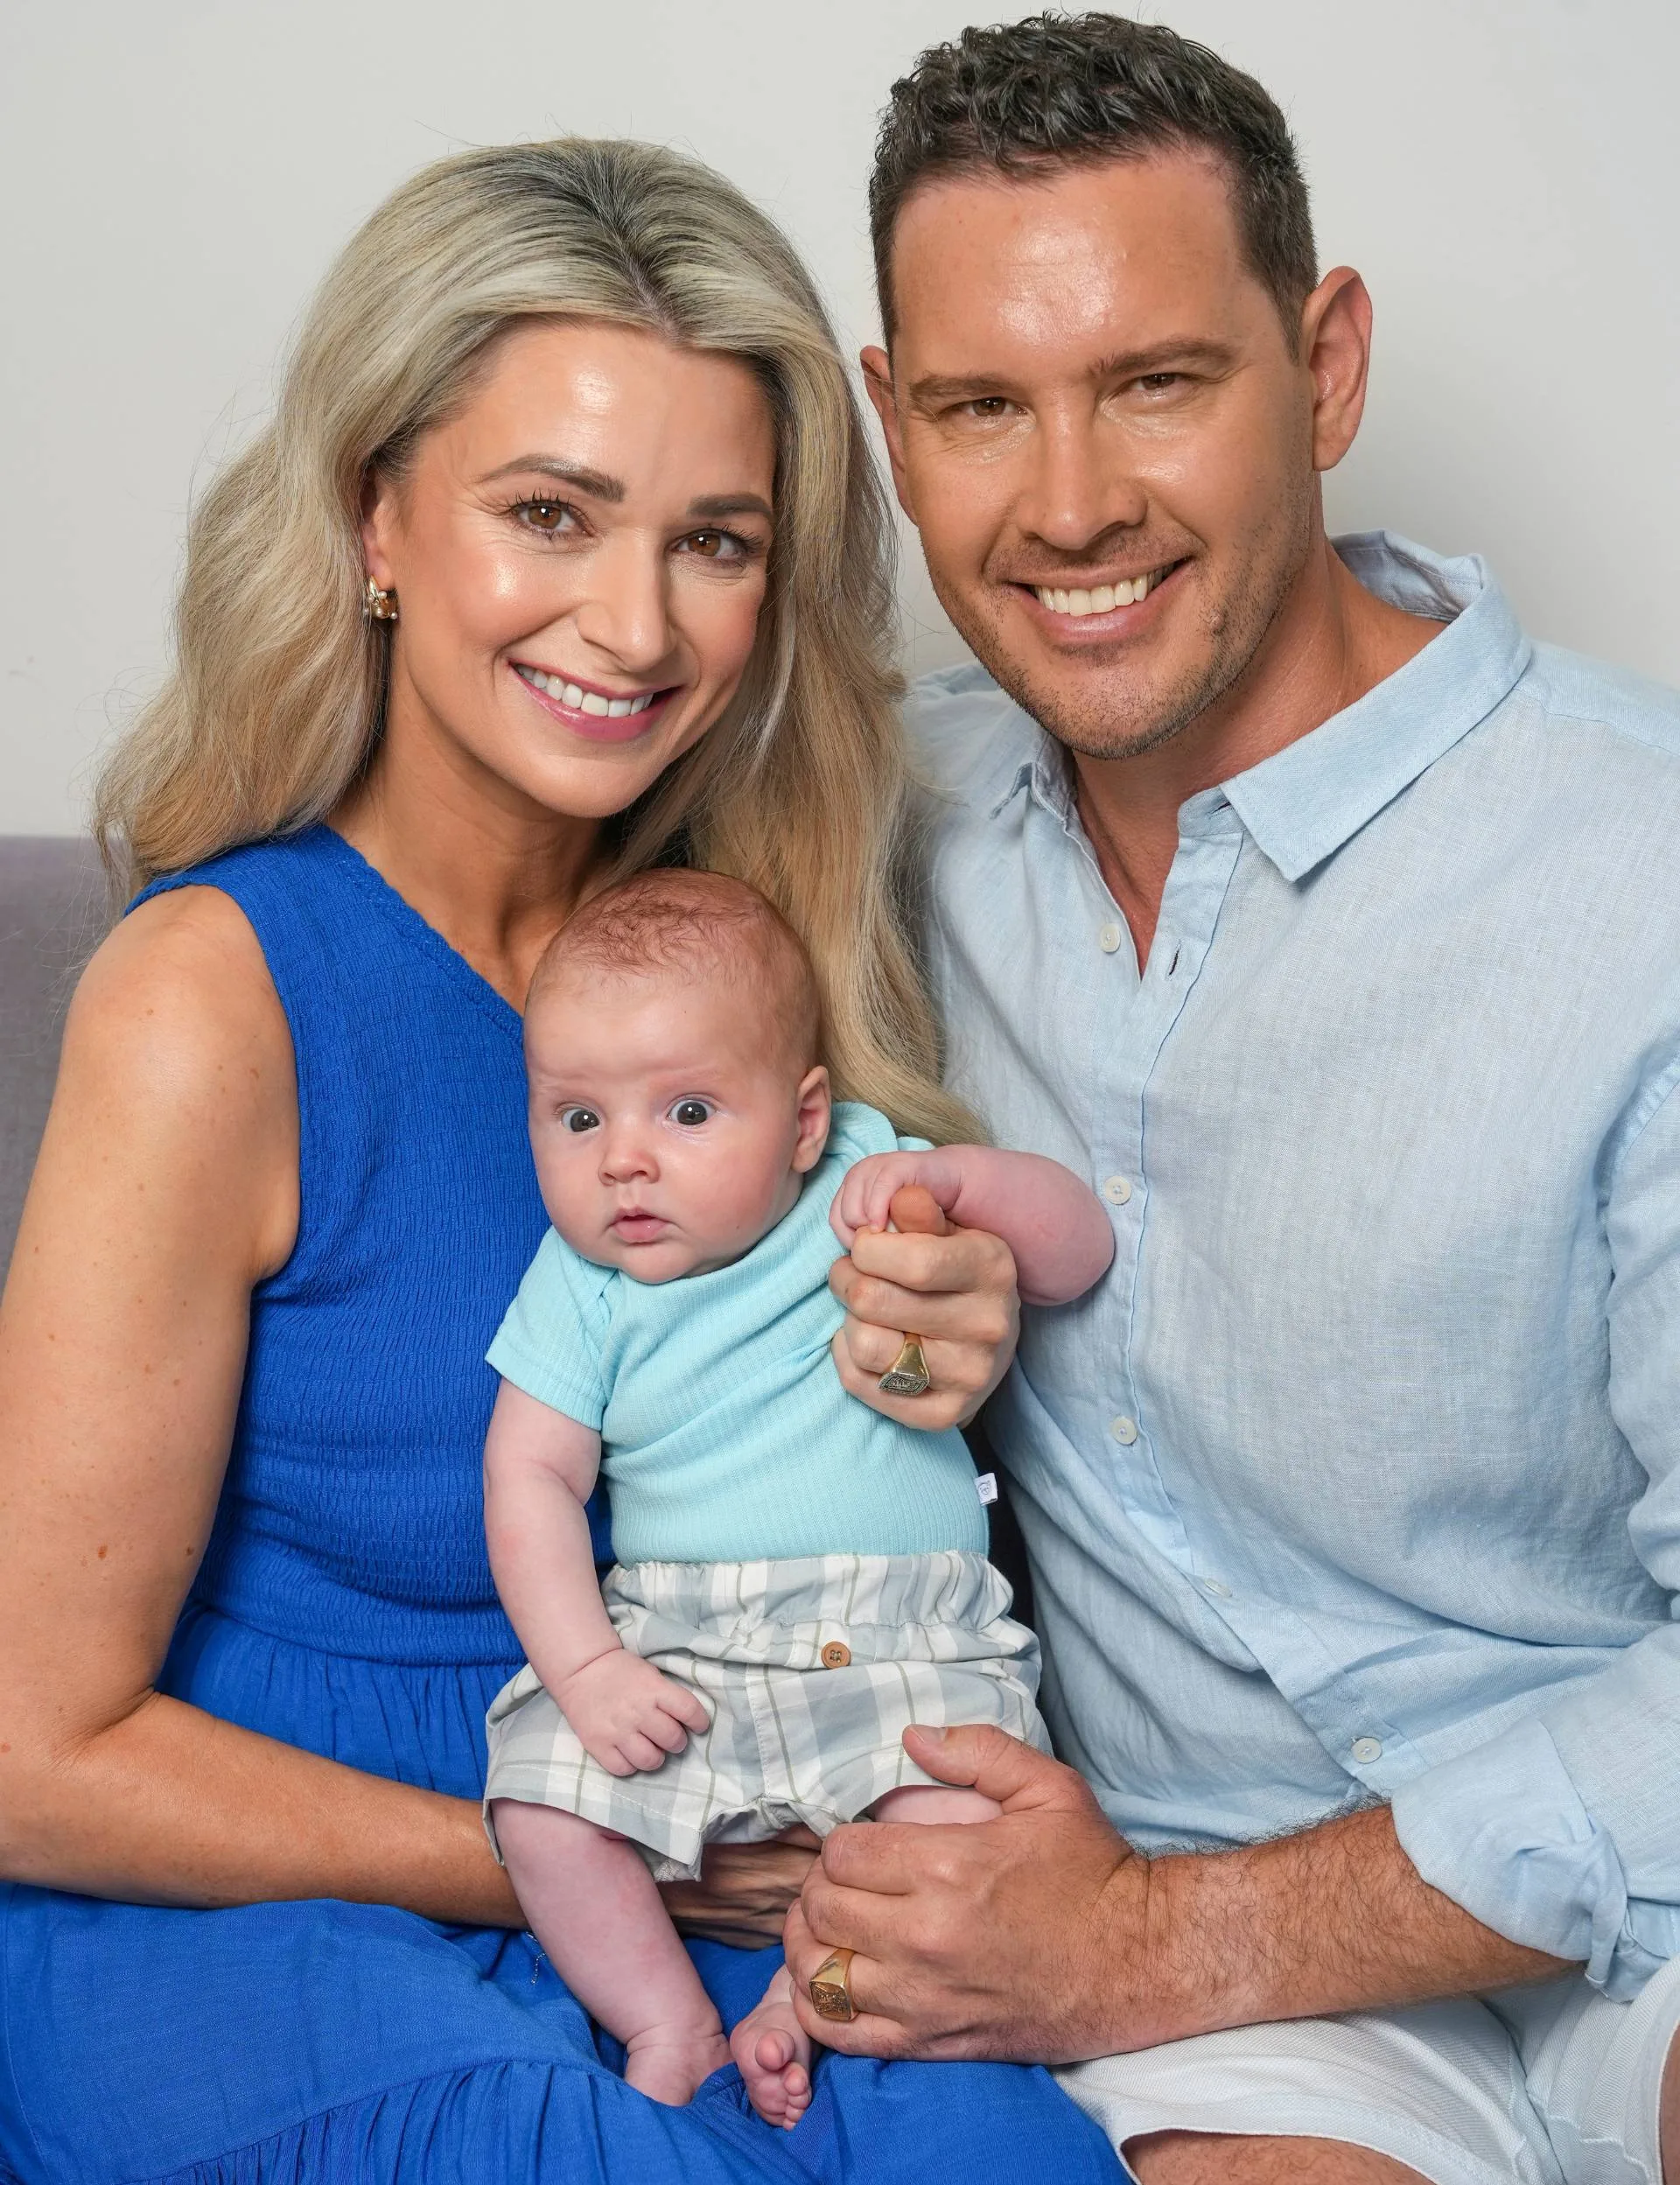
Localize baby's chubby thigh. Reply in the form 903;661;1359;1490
869;1784;1003;1824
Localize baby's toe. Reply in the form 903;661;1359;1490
753;2028;796;2074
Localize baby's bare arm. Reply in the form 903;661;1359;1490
483;1383;618;1692
832;1148;1114;1307
484;1384;710;1775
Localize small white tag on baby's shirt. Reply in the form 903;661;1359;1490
975;1472;998;1505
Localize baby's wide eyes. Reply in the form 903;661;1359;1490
670;1098;713;1128
559;1106;601;1134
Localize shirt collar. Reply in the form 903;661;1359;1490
984;533;1533;880
1223;533;1532;881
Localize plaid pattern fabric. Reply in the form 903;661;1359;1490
483;1551;1047;1880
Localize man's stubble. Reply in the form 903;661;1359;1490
926;471;1320;767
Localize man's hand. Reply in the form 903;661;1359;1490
553;1648;711;1776
829;1214;1019;1431
782;1723;1572;2065
783;1724;1153;2062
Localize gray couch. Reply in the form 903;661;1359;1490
1;837;109;1278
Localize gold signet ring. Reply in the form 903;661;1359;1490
878;1335;932;1398
808;1947;858;2023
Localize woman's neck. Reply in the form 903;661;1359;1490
332;711;605;1014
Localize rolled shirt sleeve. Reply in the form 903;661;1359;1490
1394;1070;1680;1998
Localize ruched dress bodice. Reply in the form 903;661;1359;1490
144;826;606;1797
0;826;1120;2185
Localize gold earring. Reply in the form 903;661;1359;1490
363;575;399;623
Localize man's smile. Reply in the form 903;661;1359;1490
1008;557;1193;637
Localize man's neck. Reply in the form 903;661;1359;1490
1073;536;1438;967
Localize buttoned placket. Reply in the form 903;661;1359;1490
1025;771;1249;1568
1040;776;1419;1785
1091;789;1248;1568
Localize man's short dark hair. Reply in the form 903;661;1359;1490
869;13;1317;351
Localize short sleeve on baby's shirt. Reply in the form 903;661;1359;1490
486;1229;614;1429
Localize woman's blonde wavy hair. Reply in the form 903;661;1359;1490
94;139;975;1145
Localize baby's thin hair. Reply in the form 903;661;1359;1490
529;869;822;1068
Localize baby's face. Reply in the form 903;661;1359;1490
524;967;831;1282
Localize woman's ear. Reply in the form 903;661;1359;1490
360;466;399;590
791;1066;832;1174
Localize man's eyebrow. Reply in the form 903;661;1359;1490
479;457;624;500
906;372;1015;409
1088;339;1238;378
906;340;1238;409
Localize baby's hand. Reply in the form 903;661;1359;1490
554;1649;712;1776
830;1148;964;1248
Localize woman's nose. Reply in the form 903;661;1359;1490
571;532;675;676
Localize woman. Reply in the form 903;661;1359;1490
0;141;1121;2183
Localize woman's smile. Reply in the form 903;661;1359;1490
509;659;678;742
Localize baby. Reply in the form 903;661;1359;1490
480;869;1113;2127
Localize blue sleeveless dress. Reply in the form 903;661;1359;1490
0;826;1121;2185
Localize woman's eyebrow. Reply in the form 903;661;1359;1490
687;493;773;522
480;456;624;499
476;462;769;523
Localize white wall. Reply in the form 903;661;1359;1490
3;0;1676;835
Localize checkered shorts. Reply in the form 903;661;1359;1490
482;1551;1047;1880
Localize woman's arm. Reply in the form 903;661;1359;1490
832;1147;1114;1306
0;890;521;1922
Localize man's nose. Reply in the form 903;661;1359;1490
1014;410;1148;555
571;531;675;676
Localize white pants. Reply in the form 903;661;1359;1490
1058;1956;1680;2184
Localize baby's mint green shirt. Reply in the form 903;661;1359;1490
487;1102;987;1565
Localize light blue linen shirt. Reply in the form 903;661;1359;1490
910;533;1680;2000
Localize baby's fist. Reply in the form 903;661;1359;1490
556;1649;711;1777
831;1149;962;1248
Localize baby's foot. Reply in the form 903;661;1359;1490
624;2023;731;2106
731;1965;815;2130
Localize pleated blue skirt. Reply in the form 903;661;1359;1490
0;1606;1124;2184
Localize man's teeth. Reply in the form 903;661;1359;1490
1034;571;1161;617
516;666;655;718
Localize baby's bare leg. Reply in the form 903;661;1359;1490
731;1782;1003;2127
491;1798;728;2106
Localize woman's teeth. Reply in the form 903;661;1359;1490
1034;570;1162;617
515;665;656;718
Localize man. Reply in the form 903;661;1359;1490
794;15;1680;2183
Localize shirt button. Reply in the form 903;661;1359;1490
1351;1736;1383;1764
1110;1415;1138;1445
1098;922;1123;954
820;1641;851;1670
1200;1577;1232;1600
1102;1175;1133;1205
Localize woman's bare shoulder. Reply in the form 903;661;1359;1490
73;882;288;1060
52;884;298;1275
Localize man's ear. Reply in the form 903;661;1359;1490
791;1065;832;1174
860;347;916;521
1298;266;1374;475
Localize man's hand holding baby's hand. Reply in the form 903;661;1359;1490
555;1648;711;1776
830;1159;1019;1432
